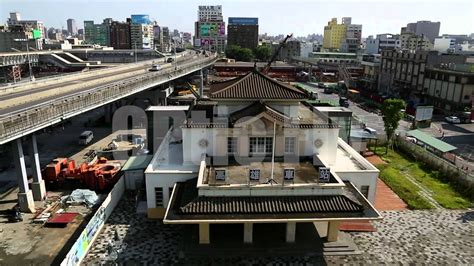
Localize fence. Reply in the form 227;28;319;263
61;176;125;266
396;136;474;187
0;56;216;144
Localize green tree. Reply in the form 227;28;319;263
225;45;241;60
381;98;406;153
235;48;254;62
254;45;272;61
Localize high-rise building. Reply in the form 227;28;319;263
227;17;259;50
402;20;440;42
161;26;171;52
194;5;226;52
109;20;131;49
130;14;154;49
323;17;361;52
84;20;109;46
365;34;401;54
7;11;45;39
67;18;78;36
153;24;163;51
399;32;433;51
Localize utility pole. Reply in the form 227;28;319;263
14;38;35;82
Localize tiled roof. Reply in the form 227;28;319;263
229;101;289;124
209;70;308;99
179;195;363;215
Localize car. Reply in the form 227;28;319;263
149;64;161;71
318;82;325;88
78;131;94;145
166;57;174;63
445;116;461;124
363;127;377;135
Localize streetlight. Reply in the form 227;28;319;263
14;38;35;82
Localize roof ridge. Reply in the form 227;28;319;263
255;70;306;96
211;72;252;95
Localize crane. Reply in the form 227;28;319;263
261;33;293;75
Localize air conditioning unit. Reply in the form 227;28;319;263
215;168;227;181
248;168;261;182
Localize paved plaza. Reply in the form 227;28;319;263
83;195;473;265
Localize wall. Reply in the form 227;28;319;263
61;176;125;266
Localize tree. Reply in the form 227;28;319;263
235;48;254;62
225;45;241;59
381;98;406;153
254;45;272;61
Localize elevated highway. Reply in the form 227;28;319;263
0;51;217;144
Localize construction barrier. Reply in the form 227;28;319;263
60;176;125;266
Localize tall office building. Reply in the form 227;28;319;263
323;17;361;52
194;5;226;52
323;18;348;50
401;20;440;42
67;18;78;36
130;14;154;49
84;20;109;46
109;20;131;49
227;17;259;50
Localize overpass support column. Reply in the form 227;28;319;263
12;139;35;213
199;69;204;96
28;135;46;201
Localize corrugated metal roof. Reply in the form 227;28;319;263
210;70;308;99
179;195;363;215
406;130;457;153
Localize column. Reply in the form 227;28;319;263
243;223;253;244
286;222;296;243
199;223;210;244
28;135;46;201
12;139;35;213
327;221;341;242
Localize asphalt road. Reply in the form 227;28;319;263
0;52;202;117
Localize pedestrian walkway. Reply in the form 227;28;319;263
374;178;408;211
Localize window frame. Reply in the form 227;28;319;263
284;137;297;154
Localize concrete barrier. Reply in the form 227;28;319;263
60;176;125;266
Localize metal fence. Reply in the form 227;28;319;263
0;56;217;145
396;136;474;186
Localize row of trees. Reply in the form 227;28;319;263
225;45;273;62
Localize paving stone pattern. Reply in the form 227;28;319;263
83;196;473;265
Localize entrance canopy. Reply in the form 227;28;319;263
406;130;457;153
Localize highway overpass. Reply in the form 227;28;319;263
0;51;217;145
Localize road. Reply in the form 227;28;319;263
0;51;201;117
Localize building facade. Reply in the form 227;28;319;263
403;20;440;43
227;17;259;50
340;23;362;53
7;12;45;39
433;37;459;53
194;5;226;53
399;32;433;51
130;15;154;49
0;25;42;52
323;18;347;50
365;34;400;55
67;18;78;36
84;20;109;46
109;20;131;49
145;70;380;246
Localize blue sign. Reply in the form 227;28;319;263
131;14;150;24
228;17;258;25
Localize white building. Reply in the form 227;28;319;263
7;12;46;39
198;5;223;22
433;37;462;53
144;70;381;245
366;34;400;54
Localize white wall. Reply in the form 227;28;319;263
145;171;198;209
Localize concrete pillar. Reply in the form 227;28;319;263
12;139;35;213
199;223;210;244
313;221;328;238
28;135;46;201
199;69;204;96
286;222;296;243
243;223;253;243
327;221;341;242
104;104;112;124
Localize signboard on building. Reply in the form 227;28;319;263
194;39;201;47
415;106;434;121
228;17;258;25
131;14;150;25
319;167;331;182
199;22;225;37
200;38;215;47
32;29;41;39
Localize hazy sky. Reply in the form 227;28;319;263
1;0;473;37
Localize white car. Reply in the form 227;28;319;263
149;64;161;71
445;116;461;124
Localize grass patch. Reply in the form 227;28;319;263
377;165;434;209
374;147;473;209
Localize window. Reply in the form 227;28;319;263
249;137;273;154
361;186;369;198
155;187;163;207
285;137;296;154
227;137;237;154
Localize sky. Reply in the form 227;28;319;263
1;0;473;37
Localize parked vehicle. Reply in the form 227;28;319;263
339;97;349;108
318;82;325;88
323;87;333;94
445;116;461;124
364;127;377;135
79;131;94;145
149;64;161;71
166;57;174;63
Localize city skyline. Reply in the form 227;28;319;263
1;0;473;37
